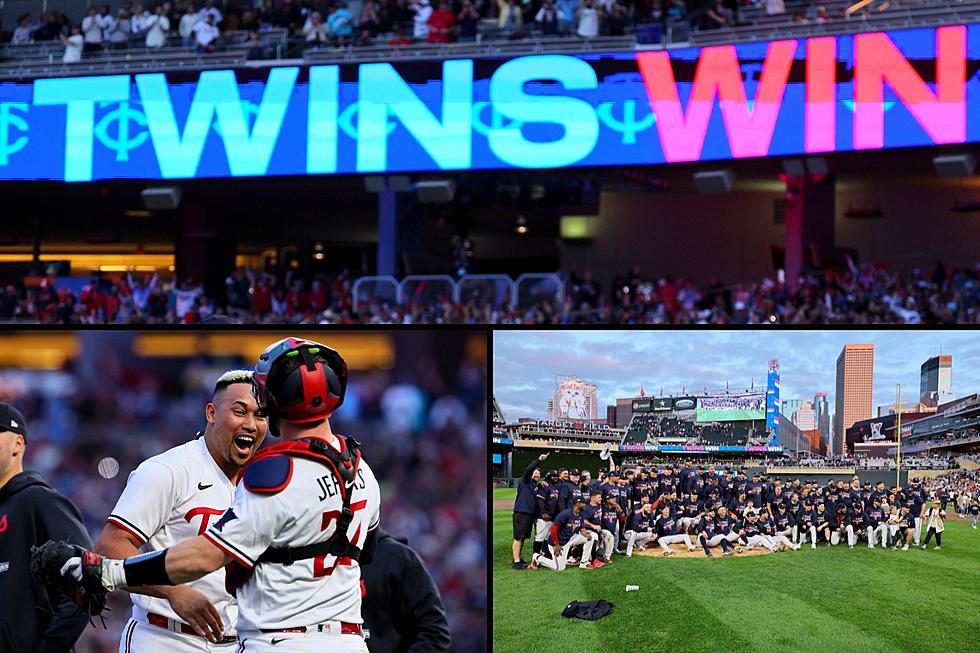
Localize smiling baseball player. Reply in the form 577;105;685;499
38;338;382;653
94;370;268;651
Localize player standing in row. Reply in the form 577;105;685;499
43;338;382;653
94;370;268;651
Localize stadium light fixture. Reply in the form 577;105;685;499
693;169;736;193
933;154;976;179
514;216;528;234
141;187;181;210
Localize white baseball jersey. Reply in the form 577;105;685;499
204;438;381;632
107;437;238;633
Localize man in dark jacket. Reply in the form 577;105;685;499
360;529;451;653
512;453;549;569
0;403;92;653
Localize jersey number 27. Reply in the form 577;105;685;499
313;499;368;577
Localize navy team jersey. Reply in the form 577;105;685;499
552;509;584;546
798;510;817;528
865;506;885;525
849;508;867;528
970;502;979;515
730;499;749;517
757;518;774;535
632;479;653;503
580;503;603;532
713;514;737;533
742;521;762;537
773;512;794;531
706;497;725;512
768;491;787;510
601;507;620;532
541;484;560;517
558;481;578;511
814;509;830;527
687;475;705;497
682;498;702;518
655;515;680;537
697;516;717;537
627;510;650;532
746;482;764;508
600;482;621;505
787;499;803;518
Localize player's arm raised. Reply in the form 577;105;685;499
93;523;226;642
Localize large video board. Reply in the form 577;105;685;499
0;24;976;182
696;393;766;422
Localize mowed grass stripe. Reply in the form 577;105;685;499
494;504;980;653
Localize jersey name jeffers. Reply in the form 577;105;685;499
316;468;367;501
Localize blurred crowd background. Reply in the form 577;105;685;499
0;330;487;653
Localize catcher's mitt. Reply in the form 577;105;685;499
30;540;109;616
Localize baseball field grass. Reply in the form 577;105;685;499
492;488;980;653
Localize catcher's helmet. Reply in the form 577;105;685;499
253;337;347;429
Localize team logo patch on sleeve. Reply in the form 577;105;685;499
212;509;238;532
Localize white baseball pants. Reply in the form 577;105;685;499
537;533;595;571
625;530;653;556
658;533;694;553
119;618;238;653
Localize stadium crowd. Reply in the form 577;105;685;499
923;469;980;526
0;335;486;652
511;455;979;572
2;259;979;324
553;261;980;324
2;0;868;57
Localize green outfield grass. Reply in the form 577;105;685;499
493;504;980;653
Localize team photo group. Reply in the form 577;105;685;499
512;453;979;572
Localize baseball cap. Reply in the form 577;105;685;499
570;469;580;476
0;404;27;439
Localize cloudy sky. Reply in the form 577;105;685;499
493;330;980;421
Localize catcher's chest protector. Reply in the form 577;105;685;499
225;436;363;595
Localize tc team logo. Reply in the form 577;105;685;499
0;103;29;167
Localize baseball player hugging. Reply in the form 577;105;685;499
33;338;383;653
95;370;267;652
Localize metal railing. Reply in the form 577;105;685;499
350;272;562;311
2;0;977;78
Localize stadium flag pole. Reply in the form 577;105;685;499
896;384;902;488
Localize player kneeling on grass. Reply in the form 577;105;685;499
829;504;850;547
624;503;656;557
845;504;869;549
678;492;702;533
531;497;601;571
759;511;799;551
890;506;915;551
920;502;945;551
772;504;798;549
741;512;779;552
864;498;889;549
598;496;622;564
713;507;744;554
654;505;695;557
696;508;734;557
797;502;819;550
580;491;605;562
